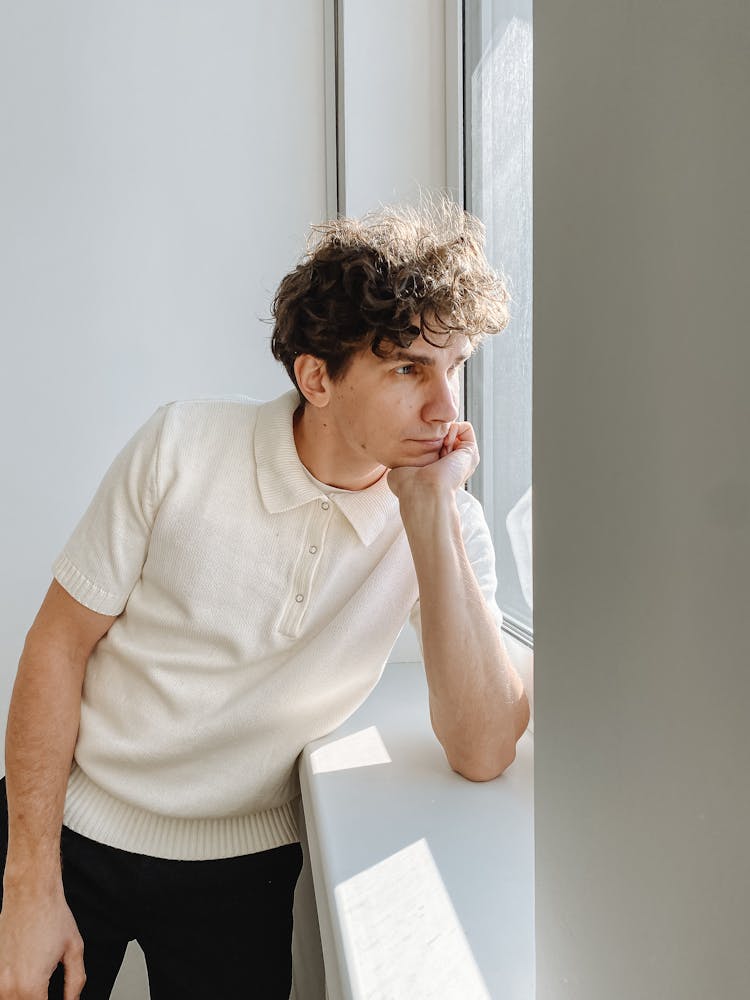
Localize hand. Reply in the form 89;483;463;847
0;885;85;1000
387;421;480;500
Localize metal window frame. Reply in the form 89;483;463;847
460;0;534;649
324;0;345;217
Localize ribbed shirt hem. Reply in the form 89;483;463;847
63;764;300;860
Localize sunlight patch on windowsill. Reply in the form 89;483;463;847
334;838;491;999
309;725;392;775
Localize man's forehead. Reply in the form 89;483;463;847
382;330;473;362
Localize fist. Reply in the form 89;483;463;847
387;421;479;499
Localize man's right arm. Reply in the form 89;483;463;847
0;580;117;1000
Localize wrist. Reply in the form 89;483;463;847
396;477;456;512
397;484;461;540
4;846;62;892
3;868;64;902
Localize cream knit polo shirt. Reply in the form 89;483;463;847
53;390;502;860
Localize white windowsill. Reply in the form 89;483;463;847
299;660;534;999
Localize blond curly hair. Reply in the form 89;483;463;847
271;196;509;390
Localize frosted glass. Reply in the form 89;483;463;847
465;0;533;634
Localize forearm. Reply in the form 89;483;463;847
4;635;85;890
399;486;529;780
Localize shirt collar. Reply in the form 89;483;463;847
254;390;400;546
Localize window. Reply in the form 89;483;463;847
464;0;533;642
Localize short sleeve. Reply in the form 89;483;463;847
408;490;504;649
52;405;169;616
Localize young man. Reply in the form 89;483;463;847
0;201;529;999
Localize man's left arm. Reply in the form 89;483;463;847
389;423;530;782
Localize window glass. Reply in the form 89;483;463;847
464;0;533;638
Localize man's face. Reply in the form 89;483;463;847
323;331;472;472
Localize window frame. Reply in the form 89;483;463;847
454;0;534;648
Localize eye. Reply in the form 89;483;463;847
394;364;416;375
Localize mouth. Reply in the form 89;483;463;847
410;438;445;448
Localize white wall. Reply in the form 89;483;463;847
0;0;327;742
533;2;750;996
341;0;447;216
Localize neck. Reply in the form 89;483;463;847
293;403;386;491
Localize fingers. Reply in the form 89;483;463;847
439;426;456;458
62;942;86;1000
452;421;476;445
441;421;476;457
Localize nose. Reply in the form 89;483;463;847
422;373;460;426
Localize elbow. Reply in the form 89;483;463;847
447;742;518;782
516;691;531;740
438;693;531;782
450;754;515;782
445;697;530;781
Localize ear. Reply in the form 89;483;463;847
294;354;332;408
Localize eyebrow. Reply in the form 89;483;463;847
389;348;472;367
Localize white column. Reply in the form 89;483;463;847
533;2;750;997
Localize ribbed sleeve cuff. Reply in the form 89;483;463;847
52;554;126;616
63;764;300;860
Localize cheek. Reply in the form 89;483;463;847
388;391;418;415
346;413;372;451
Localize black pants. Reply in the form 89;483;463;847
0;778;303;999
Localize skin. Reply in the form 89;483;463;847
294;328;530;780
1;582;116;1000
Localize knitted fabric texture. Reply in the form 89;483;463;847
54;391;502;859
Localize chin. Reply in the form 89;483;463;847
391;452;441;468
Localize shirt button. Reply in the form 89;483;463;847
321;501;330;510
309;545;318;554
295;594;304;603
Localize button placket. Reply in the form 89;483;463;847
277;497;334;638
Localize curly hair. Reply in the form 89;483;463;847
270;196;509;393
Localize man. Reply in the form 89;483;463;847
0;201;529;999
